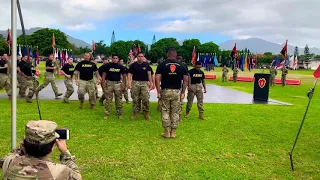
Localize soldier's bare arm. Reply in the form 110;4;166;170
202;79;206;93
181;75;188;94
0;64;8;69
155;74;161;96
147;71;152;89
101;72;107;88
74;71;79;86
128;73;132;88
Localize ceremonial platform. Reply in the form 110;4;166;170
0;80;290;105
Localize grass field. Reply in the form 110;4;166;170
0;62;320;179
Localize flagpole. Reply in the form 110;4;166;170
288;78;318;171
11;0;17;150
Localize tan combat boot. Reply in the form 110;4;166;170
91;104;96;110
161;127;171;138
118;115;123;120
25;97;32;103
104;115;109;120
144;112;151;120
199;113;205;120
79;103;83;109
170;128;177;138
184;113;190;118
131;113;138;120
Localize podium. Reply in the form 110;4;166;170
253;73;270;101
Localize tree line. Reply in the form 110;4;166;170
1;28;319;67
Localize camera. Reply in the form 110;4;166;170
55;128;70;140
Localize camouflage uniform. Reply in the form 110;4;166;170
18;60;27;97
35;72;61;96
0;60;11;97
21;62;37;103
270;67;277;86
104;80;123;116
186;84;204;114
131;81;150;113
233;68;239;82
0;120;81;179
78;79;96;105
281;67;288;86
160;89;181;128
222;67;229;82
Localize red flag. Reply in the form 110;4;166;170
230;43;238;58
191;46;196;65
52;33;55;49
61;50;65;66
92;40;95;52
6;29;12;47
281;40;288;58
313;65;320;78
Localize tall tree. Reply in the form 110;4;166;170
95;40;109;55
304;44;311;69
294;46;299;57
0;34;5;41
149;38;180;63
109;40;132;61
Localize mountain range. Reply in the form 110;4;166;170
1;27;319;54
0;27;90;48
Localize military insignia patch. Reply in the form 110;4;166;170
170;64;176;73
143;67;146;70
258;78;266;88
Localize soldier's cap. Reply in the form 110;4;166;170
24;120;60;145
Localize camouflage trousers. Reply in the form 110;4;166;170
104;81;123;116
131;81;150;113
18;73;26;96
64;78;74;100
270;76;276;86
99;84;106;103
281;75;286;86
54;65;60;75
233;75;237;82
222;74;227;82
78;79;96;105
0;73;12;96
160;89;181;129
186;84;204;113
123;89;129;101
36;72;59;96
24;78;36;98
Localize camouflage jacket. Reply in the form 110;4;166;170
222;67;228;74
233;69;239;76
270;68;277;77
1;144;81;180
282;69;288;76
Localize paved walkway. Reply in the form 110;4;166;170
0;80;290;105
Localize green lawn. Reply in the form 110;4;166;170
0;63;320;179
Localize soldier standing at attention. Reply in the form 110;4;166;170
0;120;82;179
74;53;100;109
35;54;63;98
137;57;154;112
0;55;12;99
98;58;109;105
281;66;288;87
233;67;239;82
20;57;37;103
155;48;188;138
101;54;126;120
270;65;277;86
60;57;75;103
128;52;153;120
17;55;27;97
185;61;206;120
222;65;229;82
119;59;130;103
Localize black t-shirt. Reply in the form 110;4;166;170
98;64;106;77
21;62;35;77
74;60;98;81
18;60;26;72
46;60;54;72
189;68;205;84
155;59;188;89
103;63;125;81
128;62;152;81
0;60;8;74
123;66;129;74
61;63;75;77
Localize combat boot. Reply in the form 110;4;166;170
170;128;176;138
55;93;63;98
126;100;130;104
104;115;109;120
118;115;123;120
199;113;205;120
131;113;138;120
161;127;171;138
144;112;151;120
79;103;83;109
178;115;182;123
25;97;32;103
62;98;69;103
91;104;96;110
184;113;190;118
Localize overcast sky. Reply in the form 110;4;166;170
1;0;319;47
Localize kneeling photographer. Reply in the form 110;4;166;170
0;120;82;180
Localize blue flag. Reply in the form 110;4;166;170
285;55;290;66
214;54;218;66
240;54;245;71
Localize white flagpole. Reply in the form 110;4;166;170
11;0;17;149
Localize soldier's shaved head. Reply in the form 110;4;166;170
167;48;177;60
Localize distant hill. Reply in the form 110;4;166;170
0;27;90;48
218;38;320;55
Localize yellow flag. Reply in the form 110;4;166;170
244;53;248;70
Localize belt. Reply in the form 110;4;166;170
162;88;180;91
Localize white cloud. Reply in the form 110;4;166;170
1;0;320;47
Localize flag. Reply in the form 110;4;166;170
58;49;61;60
69;50;73;59
240;54;245;71
52;33;55;49
7;29;12;47
289;55;294;68
61;50;65;66
213;54;218;66
313;65;320;78
230;43;238;59
280;40;288;58
138;44;141;53
285;55;290;66
293;56;298;70
129;48;133;56
92;40;95;52
197;53;199;62
191;46;196;65
36;47;40;66
244;53;248;70
65;49;68;60
28;48;33;57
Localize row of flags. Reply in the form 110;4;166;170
128;44;141;57
191;46;219;69
271;55;298;70
51;33;74;67
229;43;257;71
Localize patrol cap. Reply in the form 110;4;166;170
24;120;60;145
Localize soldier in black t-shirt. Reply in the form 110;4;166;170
60;57;75;103
119;59;130;103
98;58;109;105
20;57;38;103
0;55;11;99
101;54;126;120
155;48;188;138
35;54;63;98
74;53;100;109
128;53;153;120
185;61;206;120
